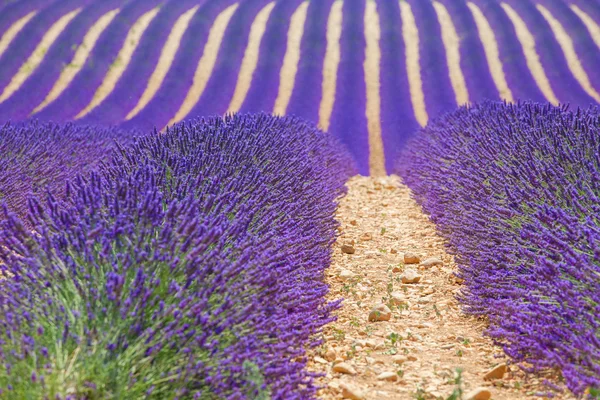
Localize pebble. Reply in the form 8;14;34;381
360;232;373;241
401;269;422;284
341;244;356;254
390;248;398;254
333;362;357;375
377;372;398;382
403;252;420;264
368;304;392;322
465;387;492;400
421;287;435;296
390;291;409;306
421;257;443;267
483;363;507;380
324;348;337;361
392;355;407;364
340;383;366;400
339;269;355;280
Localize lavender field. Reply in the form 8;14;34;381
0;0;599;174
0;0;599;398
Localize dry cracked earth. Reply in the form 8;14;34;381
309;176;573;400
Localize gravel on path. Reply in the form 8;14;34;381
309;175;572;400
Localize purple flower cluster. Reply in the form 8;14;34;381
0;114;355;398
396;101;600;396
0;121;138;222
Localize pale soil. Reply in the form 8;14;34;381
309;176;574;400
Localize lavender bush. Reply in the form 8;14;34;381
396;101;600;396
0;121;137;221
0;114;355;399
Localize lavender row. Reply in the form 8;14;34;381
396;101;600;395
328;0;370;173
376;0;419;172
408;0;457;118
238;0;304;114
468;0;547;102
0;121;138;222
0;114;355;398
285;0;333;126
437;0;499;103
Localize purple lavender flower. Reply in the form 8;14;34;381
396;101;600;396
0;121;139;222
0;114;355;399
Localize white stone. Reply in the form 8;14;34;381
465;388;492;400
377;371;398;382
333;362;357;375
368;304;392;322
404;252;420;264
340;383;366;400
401;269;421;284
421;257;443;267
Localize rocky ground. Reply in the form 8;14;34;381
309;176;573;400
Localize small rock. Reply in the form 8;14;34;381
401;270;421;284
440;344;454;349
368;304;392;322
407;355;418;361
392;355;407;364
483;363;507;380
392;266;403;273
365;356;376;365
404;252;420;264
333;362;357;375
390;291;409;306
314;356;328;364
341;244;356;254
421;257;443;267
324;348;337;361
328;381;340;390
350;220;358;226
340;383;366;400
360;233;373;241
339;269;355;281
377;372;398;382
390;248;398;254
465;387;492;400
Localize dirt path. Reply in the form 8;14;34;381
310;176;572;400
